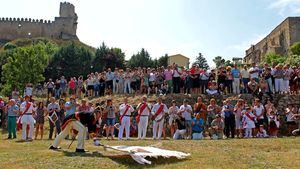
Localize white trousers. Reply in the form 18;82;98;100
21;115;35;140
53;121;86;149
244;128;252;138
283;80;289;92
233;78;240;94
153;119;164;139
173;129;186;140
118;116;130;139
138;116;148;139
275;78;283;92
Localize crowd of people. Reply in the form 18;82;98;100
1;94;299;141
14;62;300;102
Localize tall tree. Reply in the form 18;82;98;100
127;48;153;68
213;56;225;68
157;54;169;67
290;42;300;55
193;53;209;69
1;43;51;95
45;42;93;80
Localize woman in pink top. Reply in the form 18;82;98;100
164;66;173;93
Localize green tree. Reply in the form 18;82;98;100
45;42;93;80
193;53;209;69
290;42;300;55
1;43;51;95
157;54;169;67
213;56;225;68
92;42;109;72
127;48;153;68
263;53;286;65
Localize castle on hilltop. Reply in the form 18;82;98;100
0;2;78;41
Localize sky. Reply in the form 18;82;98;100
1;0;300;67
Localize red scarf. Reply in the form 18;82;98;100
136;103;148;123
120;104;130;123
17;102;31;130
152;104;164;120
245;112;255;121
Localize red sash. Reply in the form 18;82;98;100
152;104;164;120
245;112;255;121
17;102;31;130
136;103;148;123
120;105;130;123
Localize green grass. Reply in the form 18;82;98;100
0;131;299;169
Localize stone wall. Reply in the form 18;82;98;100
0;2;77;41
244;17;300;64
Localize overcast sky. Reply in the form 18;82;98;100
1;0;300;66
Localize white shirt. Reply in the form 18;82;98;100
20;101;34;114
119;103;134;116
240;69;250;78
173;69;181;77
149;73;156;82
151;103;168;121
179;105;193;120
286;108;294;122
249;67;259;79
254;105;264;119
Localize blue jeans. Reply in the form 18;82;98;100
242;78;250;93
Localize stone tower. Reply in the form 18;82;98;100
0;2;78;41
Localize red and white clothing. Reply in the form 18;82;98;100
20;101;35;140
151;103;168;139
118;103;134;140
137;102;151;139
242;111;256;138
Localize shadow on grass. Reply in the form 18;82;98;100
62;150;105;158
107;155;190;168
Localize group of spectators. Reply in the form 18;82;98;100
13;62;300;102
1;94;300;141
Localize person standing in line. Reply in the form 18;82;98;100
151;97;168;140
222;99;235;138
20;95;35;141
7;99;19;139
118;97;134;140
231;64;241;94
136;96;151;140
179;99;193;139
46;97;61;140
35;101;46;140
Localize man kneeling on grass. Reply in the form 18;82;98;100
173;113;186;140
208;114;224;140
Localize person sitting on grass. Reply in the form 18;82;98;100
256;125;268;138
208;114;224;140
191;112;205;140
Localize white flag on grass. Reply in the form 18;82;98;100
101;145;190;165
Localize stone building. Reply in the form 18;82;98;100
0;2;78;41
168;54;190;68
244;17;300;64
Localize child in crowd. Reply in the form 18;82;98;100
242;107;256;138
256;125;268;138
268;111;280;138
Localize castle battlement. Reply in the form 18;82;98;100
0;17;53;24
0;2;78;40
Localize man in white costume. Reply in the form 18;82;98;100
136;96;151;139
20;95;35;141
118;97;134;140
151;97;168;140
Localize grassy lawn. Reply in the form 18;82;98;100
0;131;299;169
